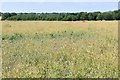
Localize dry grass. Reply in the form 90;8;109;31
1;21;118;78
2;21;117;34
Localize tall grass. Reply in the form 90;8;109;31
2;21;118;78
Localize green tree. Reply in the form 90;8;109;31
102;12;114;20
88;13;94;20
96;14;103;20
80;12;88;20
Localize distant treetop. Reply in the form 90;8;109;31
1;10;120;21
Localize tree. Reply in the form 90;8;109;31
66;15;72;21
88;13;94;20
80;12;88;20
1;9;120;21
2;13;11;20
102;12;114;20
96;14;103;20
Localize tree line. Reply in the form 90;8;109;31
1;10;120;21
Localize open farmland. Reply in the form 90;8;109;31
1;21;118;78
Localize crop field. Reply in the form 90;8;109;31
1;21;118;78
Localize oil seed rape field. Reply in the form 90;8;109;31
1;21;118;78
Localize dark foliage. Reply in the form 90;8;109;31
1;10;120;21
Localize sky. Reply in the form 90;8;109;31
0;0;119;2
1;2;119;13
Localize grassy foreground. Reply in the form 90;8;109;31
2;21;118;78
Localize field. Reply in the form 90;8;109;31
1;21;118;78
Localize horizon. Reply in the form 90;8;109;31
0;9;119;13
1;2;118;13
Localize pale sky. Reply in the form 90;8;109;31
0;0;119;2
0;0;119;13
